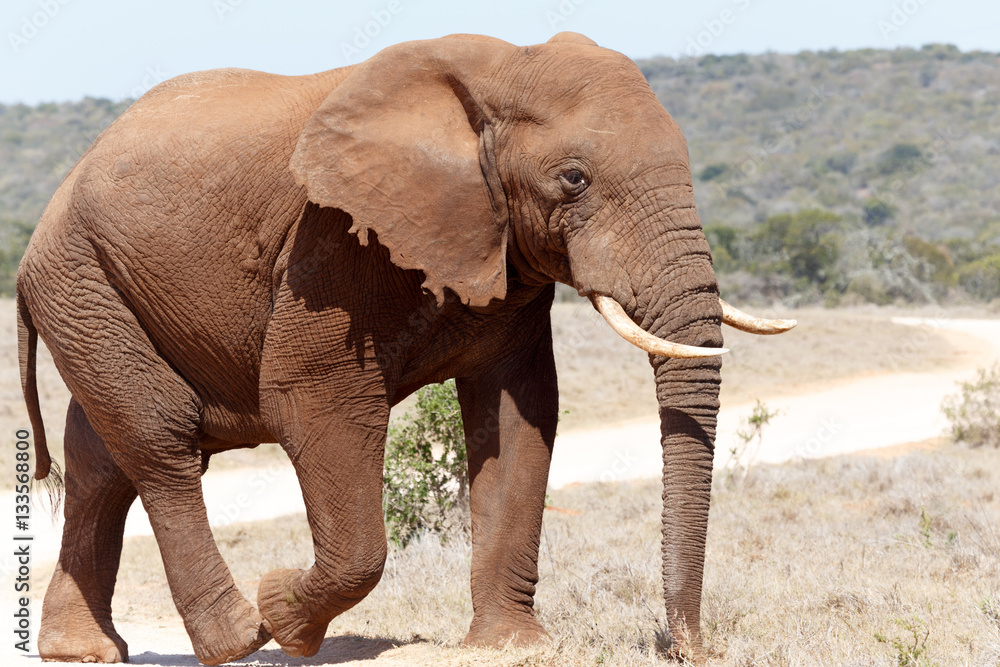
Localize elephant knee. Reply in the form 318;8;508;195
328;543;387;601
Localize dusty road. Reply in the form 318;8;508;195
5;315;999;665
549;317;1000;486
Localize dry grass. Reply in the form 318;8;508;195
700;443;1000;665
34;442;1000;666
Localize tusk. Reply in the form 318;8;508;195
719;299;797;335
591;294;728;358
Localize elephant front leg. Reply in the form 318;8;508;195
257;404;389;658
457;336;558;648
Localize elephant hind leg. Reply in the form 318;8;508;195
30;269;268;666
39;398;136;663
99;388;270;666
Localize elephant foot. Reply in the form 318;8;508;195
257;568;331;658
462;613;550;648
185;592;271;666
656;623;704;664
39;619;129;663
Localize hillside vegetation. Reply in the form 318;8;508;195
639;44;1000;306
2;44;999;304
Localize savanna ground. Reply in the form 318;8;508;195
56;443;998;666
6;297;1000;665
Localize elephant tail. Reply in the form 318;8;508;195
17;290;63;514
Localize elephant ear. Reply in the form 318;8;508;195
290;38;513;307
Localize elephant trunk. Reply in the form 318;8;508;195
633;218;722;658
651;325;720;658
570;195;731;656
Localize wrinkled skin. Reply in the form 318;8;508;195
19;33;723;663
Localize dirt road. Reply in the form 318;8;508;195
548;317;1000;486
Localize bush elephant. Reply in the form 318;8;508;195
18;32;793;664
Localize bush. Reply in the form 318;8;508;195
942;364;1000;448
862;198;896;226
754;209;844;289
383;380;469;547
902;235;953;286
837;228;944;305
824;153;857;174
722;400;779;488
699;163;729;182
956;254;1000;301
876;142;924;175
705;223;740;272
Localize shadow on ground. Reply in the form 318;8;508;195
127;635;427;666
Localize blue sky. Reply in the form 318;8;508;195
3;0;999;104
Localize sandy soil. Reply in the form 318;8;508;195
4;313;1000;665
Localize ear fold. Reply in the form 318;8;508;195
290;38;514;307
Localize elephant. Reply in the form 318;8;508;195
17;32;794;664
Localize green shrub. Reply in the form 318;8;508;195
862;197;896;226
876;142;924;175
874;615;932;667
754;209;844;289
699;163;729;182
705;223;740;272
382;380;469;547
942;364;1000;448
722;400;779;488
956;254;1000;301
902;235;953;286
824;153;857;174
921;43;961;60
748;87;797;111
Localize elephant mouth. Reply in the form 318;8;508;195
589;294;797;359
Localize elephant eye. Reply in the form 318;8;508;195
558;169;588;195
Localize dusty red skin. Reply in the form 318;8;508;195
19;31;736;665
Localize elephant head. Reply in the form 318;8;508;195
290;32;793;656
